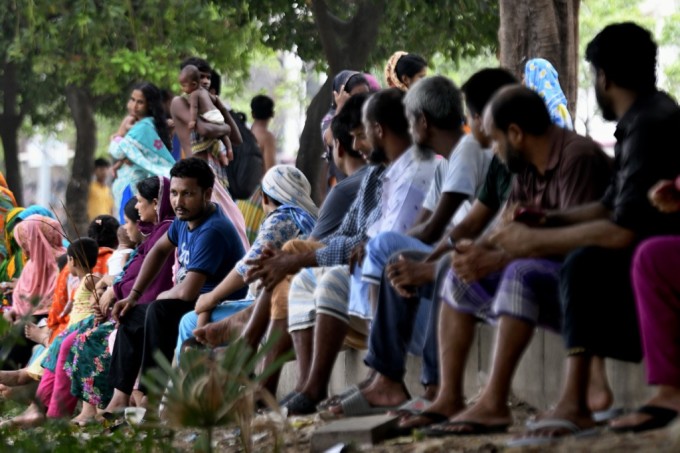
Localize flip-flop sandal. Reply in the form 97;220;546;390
391;396;432;417
316;385;360;412
610;405;678;433
284;392;319;416
421;420;510;437
336;389;402;417
593;407;625;424
507;418;599;447
397;411;449;433
277;391;298;407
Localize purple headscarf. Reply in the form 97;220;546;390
113;176;175;304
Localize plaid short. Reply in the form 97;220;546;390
439;258;563;331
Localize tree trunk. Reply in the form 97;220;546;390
64;85;97;238
0;62;24;205
296;0;387;203
498;0;580;117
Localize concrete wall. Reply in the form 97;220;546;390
277;324;651;409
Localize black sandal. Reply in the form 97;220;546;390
611;405;678;433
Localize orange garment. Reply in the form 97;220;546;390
47;267;70;342
46;247;113;342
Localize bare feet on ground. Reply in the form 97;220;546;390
329;375;409;415
2;403;46;429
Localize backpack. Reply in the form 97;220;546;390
226;111;264;199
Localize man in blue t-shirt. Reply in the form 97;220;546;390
105;157;246;413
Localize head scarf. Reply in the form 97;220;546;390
0;207;25;290
385;51;409;91
12;214;65;316
262;165;318;234
16;205;55;221
524;58;573;130
113;176;175;304
364;73;382;92
137;176;174;237
331;70;361;109
0;173;17;261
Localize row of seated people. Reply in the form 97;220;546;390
0;22;678;448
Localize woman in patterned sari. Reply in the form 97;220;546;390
109;82;175;218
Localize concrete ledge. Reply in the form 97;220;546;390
277;324;650;409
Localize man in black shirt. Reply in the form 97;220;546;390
497;22;680;445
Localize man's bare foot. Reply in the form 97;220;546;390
193;320;232;347
24;323;49;345
518;404;595;439
427;397;512;433
398;397;465;430
0;369;32;387
4;403;46;429
329;374;409;415
0;382;38;404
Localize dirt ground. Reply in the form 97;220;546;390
186;404;680;452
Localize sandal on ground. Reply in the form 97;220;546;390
398;411;448;431
610;405;678;433
284;392;319;416
421;419;510;437
316;385;360;412
507;418;599;448
391;396;432;417
593;407;625;424
334;389;402;417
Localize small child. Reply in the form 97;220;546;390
179;64;232;166
59;238;101;323
107;226;136;277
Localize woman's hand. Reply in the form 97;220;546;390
333;84;352;112
114;114;137;138
195;292;218;315
95;287;116;321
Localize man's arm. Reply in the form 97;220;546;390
426;199;499;262
157;271;207;301
544;201;610;226
490;218;635;258
409;192;468;244
171;95;231;156
245;246;318;290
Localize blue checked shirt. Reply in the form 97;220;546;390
315;164;385;266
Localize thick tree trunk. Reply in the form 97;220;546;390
498;0;580;117
64;85;97;238
297;0;387;203
0;62;24;205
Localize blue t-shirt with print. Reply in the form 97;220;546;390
167;204;247;299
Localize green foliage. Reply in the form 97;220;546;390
0;417;177;452
248;0;498;71
142;335;292;452
11;0;259;117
